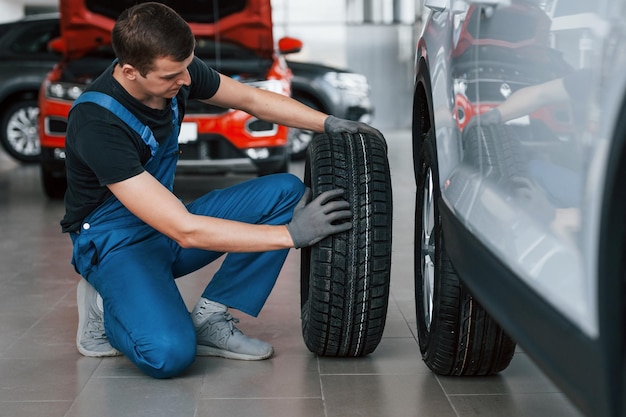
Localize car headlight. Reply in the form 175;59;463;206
323;72;370;95
245;79;284;94
45;81;86;101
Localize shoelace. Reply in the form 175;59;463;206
210;312;242;336
85;309;108;341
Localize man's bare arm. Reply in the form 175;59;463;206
108;171;294;252
204;74;328;132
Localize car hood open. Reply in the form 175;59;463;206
55;0;274;59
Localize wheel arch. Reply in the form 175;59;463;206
290;81;331;114
597;94;626;416
412;57;434;183
0;87;40;116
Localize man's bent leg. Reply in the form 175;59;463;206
89;236;196;378
174;173;305;316
171;174;304;359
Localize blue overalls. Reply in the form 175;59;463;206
69;92;304;378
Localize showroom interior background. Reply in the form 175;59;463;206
0;0;423;131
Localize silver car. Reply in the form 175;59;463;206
412;1;625;416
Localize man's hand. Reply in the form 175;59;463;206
287;188;352;248
479;108;502;125
324;115;386;149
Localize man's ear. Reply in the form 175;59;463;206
120;63;138;80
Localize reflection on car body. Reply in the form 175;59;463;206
414;0;626;416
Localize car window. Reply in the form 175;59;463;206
11;21;60;54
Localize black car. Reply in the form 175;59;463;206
0;13;373;164
0;14;60;163
287;60;373;159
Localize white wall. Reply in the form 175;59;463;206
0;0;57;21
272;0;349;67
272;0;418;129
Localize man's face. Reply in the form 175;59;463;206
136;54;194;99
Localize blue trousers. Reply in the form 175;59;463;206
79;173;305;378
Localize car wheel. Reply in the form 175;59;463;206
415;128;516;375
300;131;392;356
0;98;41;163
41;165;66;200
289;97;319;160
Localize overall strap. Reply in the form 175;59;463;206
72;91;169;157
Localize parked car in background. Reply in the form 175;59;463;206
0;1;371;197
287;60;373;159
0;13;60;163
38;0;300;198
413;1;626;416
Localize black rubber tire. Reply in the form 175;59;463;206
0;98;41;163
462;122;527;183
300;131;392;357
415;128;516;375
463;122;555;224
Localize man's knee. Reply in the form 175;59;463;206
268;173;305;196
133;330;197;379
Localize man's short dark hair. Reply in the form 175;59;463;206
112;2;196;76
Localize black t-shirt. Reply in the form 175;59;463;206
60;56;220;232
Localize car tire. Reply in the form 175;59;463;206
0;98;41;163
463;122;555;224
289;96;319;161
300;131;392;357
415;128;516;375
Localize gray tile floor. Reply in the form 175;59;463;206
0;130;585;417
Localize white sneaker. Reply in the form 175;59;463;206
192;298;274;360
76;279;122;357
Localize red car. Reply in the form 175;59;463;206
39;0;303;199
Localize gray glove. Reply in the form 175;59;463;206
467;108;502;130
480;108;502;125
324;115;387;149
287;188;352;248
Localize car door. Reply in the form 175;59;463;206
439;0;626;416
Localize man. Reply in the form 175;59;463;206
62;2;384;378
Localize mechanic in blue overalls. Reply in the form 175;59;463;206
61;3;383;379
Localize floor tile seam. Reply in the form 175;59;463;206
0;400;72;403
0;285;77;357
317;356;330;417
445;392;567;397
196;396;323;400
379;335;419;339
318;372;430;376
388;293;411;323
434;373;463;417
60;359;107;416
385;295;419;341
